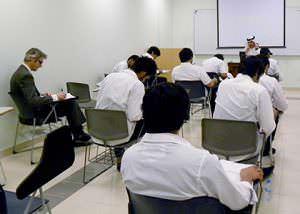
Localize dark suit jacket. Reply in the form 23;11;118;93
10;65;53;121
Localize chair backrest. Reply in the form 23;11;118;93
127;190;227;214
16;126;75;199
85;109;129;141
66;82;91;103
8;91;35;123
202;118;258;158
175;81;206;100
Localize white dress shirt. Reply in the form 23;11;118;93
268;58;282;81
214;74;275;136
259;74;288;112
172;63;212;85
122;133;257;211
111;60;128;73
202;57;227;74
244;46;260;56
96;69;145;137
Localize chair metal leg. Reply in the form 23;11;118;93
24;190;37;214
30;119;37;165
13;120;20;154
39;187;52;214
83;145;89;184
0;161;7;186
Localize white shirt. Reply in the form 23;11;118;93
259;74;288;112
142;53;154;59
202;57;227;74
111;60;128;73
121;133;257;211
214;74;275;136
172;63;212;85
244;47;259;56
268;58;282;81
96;69;145;137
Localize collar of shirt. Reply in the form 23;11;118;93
22;63;32;72
142;53;154;59
141;133;191;145
236;73;254;82
180;62;192;66
123;69;139;80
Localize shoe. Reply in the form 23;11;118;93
262;166;274;179
74;132;91;142
116;157;122;172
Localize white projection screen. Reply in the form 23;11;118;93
217;0;285;48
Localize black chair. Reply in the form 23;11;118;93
9;92;61;164
175;80;211;117
66;82;96;109
127;189;253;214
1;126;75;214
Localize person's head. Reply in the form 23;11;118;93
127;55;139;70
24;48;47;71
258;55;270;73
240;56;264;82
260;48;272;58
131;57;157;82
147;46;161;60
179;48;193;63
247;36;256;49
214;54;224;61
142;82;190;134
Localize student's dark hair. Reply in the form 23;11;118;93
131;57;157;76
179;48;193;62
240;56;264;78
142;83;190;133
127;55;139;62
258;54;270;69
214;54;224;61
147;46;161;57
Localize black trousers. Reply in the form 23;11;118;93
37;100;86;133
114;120;146;158
263;114;280;156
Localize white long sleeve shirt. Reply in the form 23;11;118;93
111;60;128;73
121;133;257;211
214;74;275;137
172;63;212;85
96;69;145;137
268;58;282;81
259;74;288;112
202;57;227;74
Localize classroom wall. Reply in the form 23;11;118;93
0;0;173;151
172;0;300;88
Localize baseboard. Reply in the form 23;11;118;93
0;137;44;159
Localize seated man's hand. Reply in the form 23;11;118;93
57;92;66;101
240;166;264;183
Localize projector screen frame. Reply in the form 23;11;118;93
216;0;286;49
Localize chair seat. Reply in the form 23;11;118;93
190;97;206;104
5;191;48;214
79;100;96;109
91;136;139;148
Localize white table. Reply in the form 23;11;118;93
0;106;14;185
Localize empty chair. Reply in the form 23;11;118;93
66;82;96;109
9;91;60;164
175;80;211;117
1;126;75;214
83;109;136;183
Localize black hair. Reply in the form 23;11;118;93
147;46;161;57
142;83;190;133
214;54;224;61
240;56;264;78
179;48;193;62
127;55;139;62
258;54;270;69
131;57;157;76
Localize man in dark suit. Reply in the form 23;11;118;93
10;48;90;143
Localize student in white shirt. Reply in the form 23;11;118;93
244;36;260;57
260;48;282;81
142;46;161;60
122;82;263;211
96;57;157;170
202;54;229;79
172;48;218;88
111;55;139;73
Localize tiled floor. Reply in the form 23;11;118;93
1;91;300;213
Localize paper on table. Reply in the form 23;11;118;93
65;93;75;99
